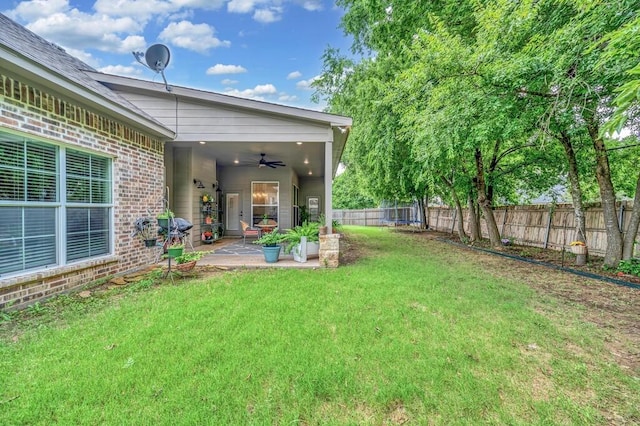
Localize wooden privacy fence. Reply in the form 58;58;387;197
334;202;638;257
332;208;383;226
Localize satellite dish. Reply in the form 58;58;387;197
145;44;170;72
133;44;172;92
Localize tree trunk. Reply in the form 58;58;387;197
467;192;481;241
556;131;588;260
441;176;467;240
423;193;430;229
622;172;640;259
585;116;623;267
474;148;502;247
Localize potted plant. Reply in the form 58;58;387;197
157;208;174;231
131;217;157;247
201;230;214;243
167;242;184;258
284;221;320;262
317;213;328;235
253;228;285;263
174;250;210;271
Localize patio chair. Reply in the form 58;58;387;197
240;220;261;245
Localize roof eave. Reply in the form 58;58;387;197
88;71;353;127
0;48;175;140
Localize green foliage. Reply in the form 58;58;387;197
283;221;320;253
617;258;640;277
174;251;211;264
332;168;376;209
253;228;286;246
156;209;174;219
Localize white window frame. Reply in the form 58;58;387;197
0;132;114;277
251;181;279;226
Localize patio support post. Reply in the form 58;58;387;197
325;139;333;233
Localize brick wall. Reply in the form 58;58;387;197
0;73;167;309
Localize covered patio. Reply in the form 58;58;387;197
162;237;321;270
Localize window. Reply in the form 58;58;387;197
251;181;279;226
65;150;111;261
292;184;299;226
0;133;112;276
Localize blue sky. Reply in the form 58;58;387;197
3;0;352;110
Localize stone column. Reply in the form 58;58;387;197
319;234;341;268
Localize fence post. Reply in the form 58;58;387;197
543;206;553;249
436;208;440;231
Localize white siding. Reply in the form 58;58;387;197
114;92;330;142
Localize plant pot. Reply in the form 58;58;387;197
262;245;281;263
571;245;587;255
144;239;157;248
293;237;308;263
306;241;320;258
319;226;328;235
176;260;197;272
157;218;170;230
167;247;184;258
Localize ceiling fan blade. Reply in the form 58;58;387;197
267;163;277;168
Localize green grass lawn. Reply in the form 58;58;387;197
1;227;638;425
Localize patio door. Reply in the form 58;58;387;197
226;192;240;232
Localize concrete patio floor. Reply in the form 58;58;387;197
184;238;321;269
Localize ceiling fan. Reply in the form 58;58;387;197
258;153;286;168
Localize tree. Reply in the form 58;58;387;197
316;0;640;264
332;168;376;210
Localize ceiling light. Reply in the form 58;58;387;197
234;159;239;164
304;159;309;164
308;171;312;175
296;142;303;145
199;141;206;145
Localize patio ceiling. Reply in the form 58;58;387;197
176;140;326;177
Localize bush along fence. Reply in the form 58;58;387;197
333;201;638;258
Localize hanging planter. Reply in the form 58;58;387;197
144;239;157;248
167;244;184;258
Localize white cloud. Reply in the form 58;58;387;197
93;0;226;20
119;35;148;54
278;94;298;102
227;0;261;14
224;83;277;100
22;11;143;54
7;0;70;21
221;78;239;85
287;71;302;80
206;64;247;75
298;0;323;11
99;64;143;77
296;75;320;90
159;20;230;53
253;7;282;23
